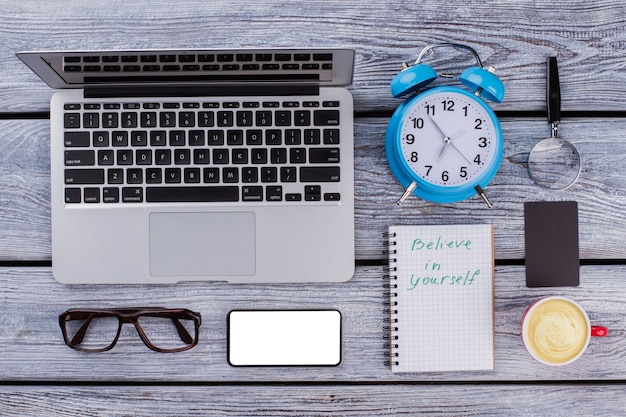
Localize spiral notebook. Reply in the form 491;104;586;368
385;224;495;373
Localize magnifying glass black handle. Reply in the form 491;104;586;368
547;56;561;123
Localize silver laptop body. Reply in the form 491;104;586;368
18;48;355;284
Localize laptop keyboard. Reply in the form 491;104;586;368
62;99;343;205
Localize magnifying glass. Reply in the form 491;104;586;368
528;57;581;190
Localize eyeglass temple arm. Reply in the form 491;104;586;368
171;318;194;344
69;314;96;345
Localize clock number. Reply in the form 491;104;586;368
441;171;449;182
460;166;467;178
442;100;454;111
425;104;436;116
410;152;418;162
412;118;424;129
478;137;487;147
425;165;432;176
463;105;468;116
405;133;415;144
474;118;483;129
474;154;482;165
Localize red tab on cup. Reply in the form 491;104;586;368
591;326;609;337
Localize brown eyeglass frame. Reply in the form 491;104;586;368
59;307;202;353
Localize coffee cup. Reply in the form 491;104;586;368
521;296;608;366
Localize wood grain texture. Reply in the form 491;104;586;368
2;0;626;112
0;265;624;382
2;118;626;261
1;384;625;416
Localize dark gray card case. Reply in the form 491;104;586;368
524;201;580;287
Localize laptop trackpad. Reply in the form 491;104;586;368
149;212;256;277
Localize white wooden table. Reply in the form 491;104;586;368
1;0;626;415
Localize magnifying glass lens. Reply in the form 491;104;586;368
528;137;581;190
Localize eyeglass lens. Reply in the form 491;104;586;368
64;312;120;351
137;314;197;350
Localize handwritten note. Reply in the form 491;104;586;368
388;224;494;373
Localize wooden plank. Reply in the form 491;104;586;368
0;120;50;260
0;384;625;416
0;265;624;382
354;116;626;260
1;118;625;261
2;0;626;112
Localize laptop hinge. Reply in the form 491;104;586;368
84;84;320;98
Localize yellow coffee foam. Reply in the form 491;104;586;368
524;299;588;364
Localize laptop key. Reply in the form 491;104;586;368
108;169;123;184
126;168;143;184
65;188;81;203
323;129;340;144
313;110;340;126
266;186;282;201
65;131;90;147
309;147;340;163
294;110;311;126
300;166;340;182
141;112;157;127
217;111;234;127
122;112;138;128
92;132;109;147
242;186;263;201
179;112;196;127
146;186;239;202
305;185;321;201
275;111;291;126
112;131;129;146
64;113;81;128
122;187;143;203
102;113;118;128
65;150;95;166
160;112;176;127
65;168;105;184
103;187;120;203
84;188;100;203
83;113;100;129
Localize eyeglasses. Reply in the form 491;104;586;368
59;307;201;353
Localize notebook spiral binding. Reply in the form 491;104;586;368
382;231;399;367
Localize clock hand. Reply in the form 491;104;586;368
436;140;449;161
449;130;466;140
436;130;467;162
428;115;472;164
449;141;473;165
427;114;448;138
429;115;452;161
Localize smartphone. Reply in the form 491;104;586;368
227;310;342;366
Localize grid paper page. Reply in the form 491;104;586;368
389;224;494;373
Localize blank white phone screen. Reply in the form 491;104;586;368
227;310;342;366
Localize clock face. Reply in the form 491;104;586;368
398;89;499;187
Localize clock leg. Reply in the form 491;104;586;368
396;182;417;205
474;185;493;208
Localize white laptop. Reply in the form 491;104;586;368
17;48;355;284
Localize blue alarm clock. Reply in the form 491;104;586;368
386;43;505;208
